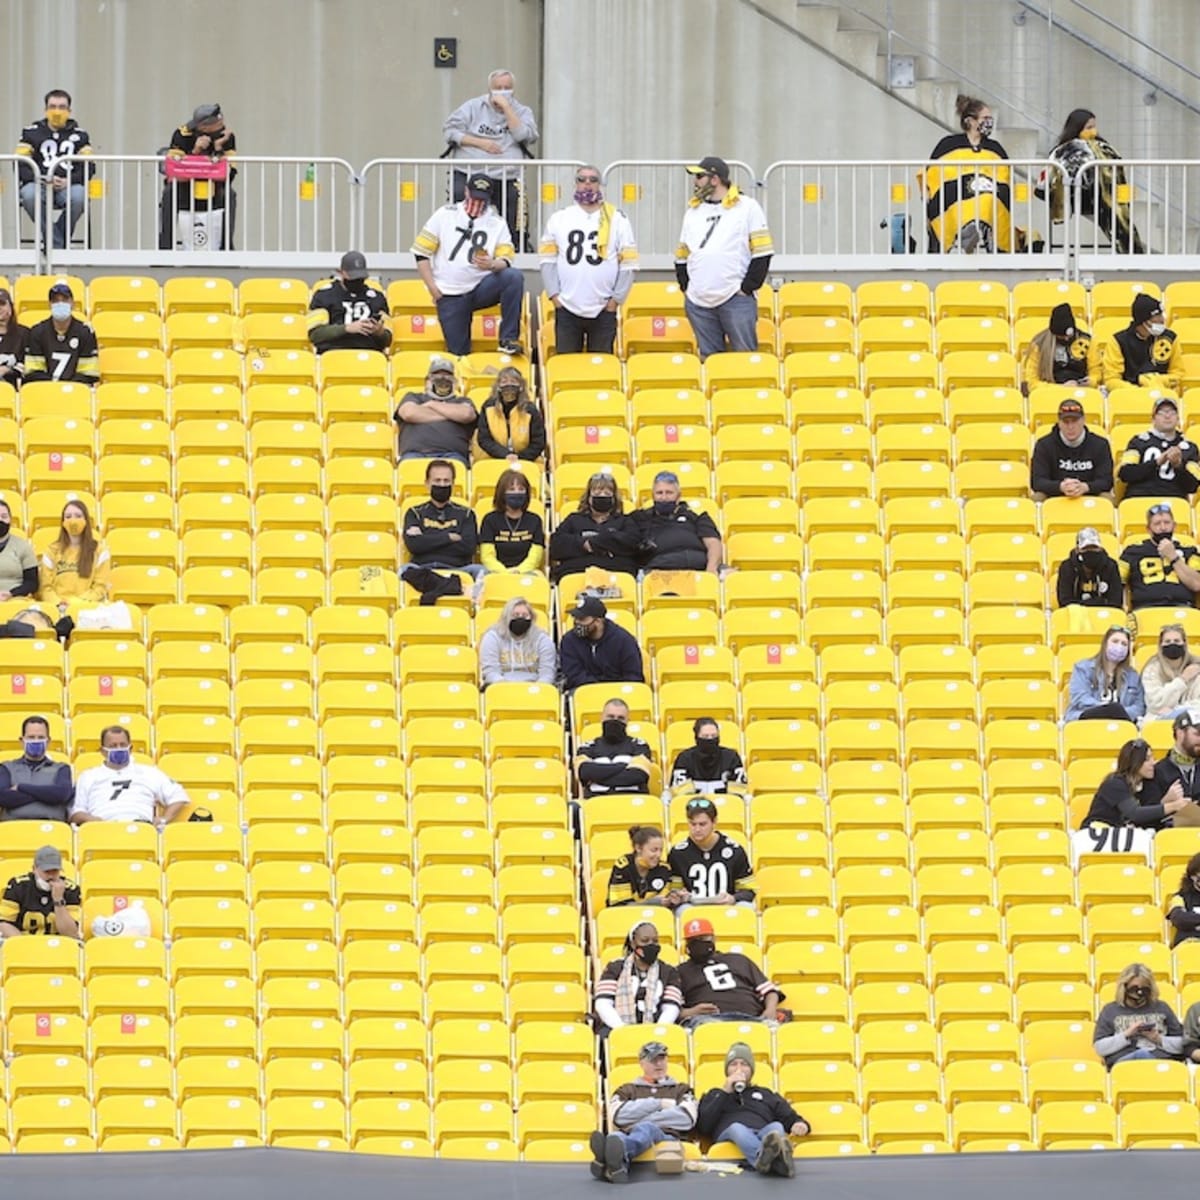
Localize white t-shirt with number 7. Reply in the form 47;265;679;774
72;762;189;823
412;202;515;296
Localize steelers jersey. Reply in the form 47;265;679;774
667;831;755;901
1119;430;1200;499
538;203;638;318
0;872;81;935
1119;538;1200;608
306;277;389;352
675;192;772;308
411;203;514;296
24;317;99;383
606;855;676;906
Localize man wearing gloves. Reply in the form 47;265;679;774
589;1040;697;1183
696;1043;809;1177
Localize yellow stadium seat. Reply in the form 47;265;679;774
93;310;163;349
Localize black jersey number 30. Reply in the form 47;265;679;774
565;228;603;266
686;861;729;899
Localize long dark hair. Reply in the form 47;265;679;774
1111;738;1152;789
1178;852;1200;898
1056;108;1095;148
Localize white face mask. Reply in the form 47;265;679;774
1149;322;1167;336
34;875;51;892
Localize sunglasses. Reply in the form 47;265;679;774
1149;504;1173;516
687;799;715;813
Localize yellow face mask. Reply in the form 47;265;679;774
1080;128;1098;141
45;109;69;131
63;517;85;537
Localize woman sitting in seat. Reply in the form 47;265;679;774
606;825;686;909
478;595;556;688
475;366;546;462
0;498;38;603
1167;852;1200;948
593;919;684;1035
0;288;30;389
1079;737;1191;829
1064;625;1145;723
478;469;545;575
1141;624;1200;723
1093;962;1183;1069
39;500;110;616
548;471;639;583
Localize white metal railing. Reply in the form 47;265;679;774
761;159;1069;273
359;157;587;269
44;154;358;271
0;154;45;271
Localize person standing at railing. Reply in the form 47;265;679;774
1046;109;1144;255
924;95;1019;254
539;165;638;354
674;156;772;360
158;102;238;251
15;89;94;251
443;68;538;250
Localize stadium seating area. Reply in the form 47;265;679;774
2;270;1200;1156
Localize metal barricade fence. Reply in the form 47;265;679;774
761;159;1069;274
598;160;758;271
359;158;587;269
1073;159;1200;270
44;154;358;272
0;155;45;272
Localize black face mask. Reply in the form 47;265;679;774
602;718;627;743
1163;643;1188;661
1080;549;1102;568
590;494;615;513
504;491;530;511
0;520;11;540
429;484;452;505
687;940;714;962
696;738;720;760
1126;986;1150;1005
345;277;368;293
636;943;661;966
508;616;532;637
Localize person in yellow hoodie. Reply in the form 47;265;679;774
39;500;110;616
1103;294;1183;392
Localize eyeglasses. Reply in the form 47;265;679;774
1149;504;1173;516
575;175;601;184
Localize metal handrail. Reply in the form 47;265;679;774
1061;0;1200;88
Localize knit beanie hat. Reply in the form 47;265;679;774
1049;303;1075;337
724;1042;755;1075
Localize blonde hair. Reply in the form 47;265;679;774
1153;623;1198;680
1114;962;1160;1006
493;594;535;636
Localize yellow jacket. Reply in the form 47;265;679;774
1102;327;1183;392
1022;329;1098;392
39;541;111;607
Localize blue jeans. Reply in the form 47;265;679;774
681;1012;765;1029
20;181;86;249
436;270;524;356
685;291;759;359
718;1121;785;1165
615;1120;670;1164
1122;1048;1160;1061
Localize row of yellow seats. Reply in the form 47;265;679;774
615;278;1192;327
544;382;1178;438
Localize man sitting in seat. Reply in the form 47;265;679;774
393;357;477;467
23;281;98;384
669;718;747;794
0;845;80;939
588;1040;697;1184
1103;295;1183;394
558;595;644;691
1120;503;1200;611
400;458;483;585
575;698;653;798
0;715;73;821
70;726;190;828
1117;396;1199;501
668;796;755;908
307;251;392;355
632;471;723;575
676;917;784;1027
1029;397;1114;502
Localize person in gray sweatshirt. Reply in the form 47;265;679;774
478;596;557;688
1092;962;1184;1069
589;1040;697;1183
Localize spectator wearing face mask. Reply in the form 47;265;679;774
70;726;190;828
159;101;238;250
1145;713;1200;818
1093;963;1183;1069
23;281;98;384
632;471;723;575
393;357;477;466
39;499;110;617
0;845;80;939
478;596;556;687
540;165;638;355
1023;305;1098;396
593;920;684;1031
677;917;784;1027
16;88;94;251
1055;526;1122;608
1143;626;1200;722
400;458;483;582
307;251;391;355
0;716;74;822
412;173;524;357
1105;296;1183;392
606;826;687;909
1065;625;1145;723
549;473;640;583
669;719;747;795
475;366;545;462
478;469;544;575
558;595;644;692
574;698;653;798
1080;736;1192;829
0;498;38;603
1030;396;1113;501
1120;504;1200;610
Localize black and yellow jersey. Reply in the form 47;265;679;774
23;316;99;384
0;871;81;935
667;832;755;902
1119;537;1200;609
605;855;676;907
1118;430;1200;500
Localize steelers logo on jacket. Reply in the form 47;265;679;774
1152;335;1175;365
1069;333;1091;362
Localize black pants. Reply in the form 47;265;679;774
1077;703;1136;722
555;306;617;354
452;170;528;250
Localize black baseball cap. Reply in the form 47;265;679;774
573;594;607;620
47;280;72;300
465;175;495;201
1057;399;1085;418
686;156;730;184
339;251;369;280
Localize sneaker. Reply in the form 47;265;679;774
497;340;524;357
772;1134;795;1178
604;1132;629;1183
753;1131;781;1175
